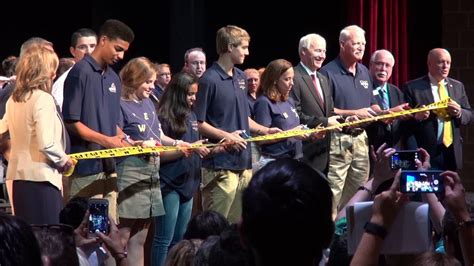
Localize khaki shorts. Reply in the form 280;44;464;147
69;172;118;222
201;168;252;223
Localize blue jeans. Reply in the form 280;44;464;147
151;191;193;266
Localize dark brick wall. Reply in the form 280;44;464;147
443;0;474;190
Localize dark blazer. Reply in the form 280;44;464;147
366;82;405;149
290;63;335;173
403;75;473;170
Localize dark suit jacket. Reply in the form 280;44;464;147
290;63;335;173
366;82;405;149
403;75;473;170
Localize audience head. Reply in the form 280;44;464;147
165;239;202;266
370;49;395;86
216;25;250;64
244;68;260;96
12;45;58;102
184;210;229;240
427;48;451;82
70;28;97;62
339;25;366;62
207;224;254;266
184;48;207;78
411;252;461;266
240;158;334;266
259;59;294;102
192;235;219;266
298;33;327;71
95;19;134;65
59;196;88;229
120;56;157;100
31;224;79;266
0;212;43;266
155;63;172;88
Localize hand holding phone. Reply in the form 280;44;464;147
88;199;110;237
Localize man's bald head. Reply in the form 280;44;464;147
427;48;451;82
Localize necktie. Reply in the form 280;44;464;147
380;87;389;110
311;74;324;106
438;81;453;147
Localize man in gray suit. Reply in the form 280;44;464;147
290;33;340;174
403;48;473;170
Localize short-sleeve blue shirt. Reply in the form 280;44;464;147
247;93;257;119
62;55;122;176
254;96;302;159
320;56;376;109
194;62;251;170
159;112;201;202
119;98;161;142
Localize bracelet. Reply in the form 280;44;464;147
364;222;388;239
358;186;374;198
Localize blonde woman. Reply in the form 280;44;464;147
0;46;74;224
118;57;190;265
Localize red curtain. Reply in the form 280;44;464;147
348;0;408;87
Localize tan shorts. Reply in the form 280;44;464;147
69;172;119;222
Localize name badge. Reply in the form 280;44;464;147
238;79;246;90
109;83;117;93
360;80;369;89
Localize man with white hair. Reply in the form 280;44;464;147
290;33;340;174
366;49;408;150
320;25;381;218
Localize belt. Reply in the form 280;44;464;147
340;127;364;137
138;154;159;162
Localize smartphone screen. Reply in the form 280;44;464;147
390;150;419;170
88;199;110;236
400;170;444;193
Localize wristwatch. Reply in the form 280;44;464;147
364;222;388;239
358;186;374;198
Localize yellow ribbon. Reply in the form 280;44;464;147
63;98;450;176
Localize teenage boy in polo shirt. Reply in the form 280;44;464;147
62;19;134;220
194;25;280;223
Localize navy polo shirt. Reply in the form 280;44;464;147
159;112;201;202
320;56;376;109
194;62;251;170
254;96;302;159
247;93;257;119
62;54;122;176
